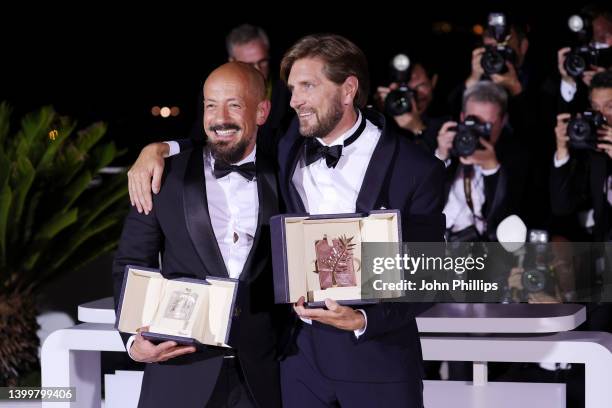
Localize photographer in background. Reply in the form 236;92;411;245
449;13;533;133
556;6;612;113
437;81;528;242
551;70;612;243
375;55;448;152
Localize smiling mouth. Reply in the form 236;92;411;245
214;129;238;137
298;111;315;119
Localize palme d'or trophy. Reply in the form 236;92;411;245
314;234;357;290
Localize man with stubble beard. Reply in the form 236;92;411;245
113;62;282;408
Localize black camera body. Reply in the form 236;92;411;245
564;45;612;77
521;230;556;294
384;54;415;117
451;115;492;157
481;44;516;76
385;85;415;116
567;111;607;150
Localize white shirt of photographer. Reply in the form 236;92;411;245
125;146;258;359
292;110;379;337
444;164;497;235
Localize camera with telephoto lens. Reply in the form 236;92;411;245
567;111;607;150
521;230;557;294
384;54;415;116
563;14;612;77
481;12;517;76
451;115;492;157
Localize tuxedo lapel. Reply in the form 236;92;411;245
240;148;279;282
281;120;307;213
183;147;229;278
355;110;397;212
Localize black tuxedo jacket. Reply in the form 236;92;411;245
550;150;611;241
112;145;283;408
276;108;446;383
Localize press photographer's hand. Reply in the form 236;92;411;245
460;138;499;170
557;47;575;85
555;113;571;161
436;121;458;161
596;124;612;158
491;62;522;96
466;47;486;88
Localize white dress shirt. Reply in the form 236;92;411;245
292;111;380;214
444;165;488;235
560;79;577;103
292;111;379;337
434;150;499;235
205;148;259;279
127;145;259;359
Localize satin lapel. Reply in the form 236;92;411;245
355;113;397;212
240;149;279;282
183;147;229;278
286;136;307;213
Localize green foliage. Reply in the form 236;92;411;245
0;102;128;293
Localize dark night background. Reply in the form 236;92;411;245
1;2;607;165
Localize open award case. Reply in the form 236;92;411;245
271;210;401;306
116;265;238;348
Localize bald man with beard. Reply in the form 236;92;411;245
113;62;283;408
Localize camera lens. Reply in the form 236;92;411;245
481;47;506;75
522;268;547;293
564;52;587;77
453;128;479;157
567;117;592;143
385;87;413;116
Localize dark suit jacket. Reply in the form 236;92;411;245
276;108;446;383
550;150;611;241
112;145;283;408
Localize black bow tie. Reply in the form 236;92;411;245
303;113;366;168
213;161;256;181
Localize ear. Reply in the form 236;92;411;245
256;99;271;126
520;38;529;58
342;76;359;106
431;74;439;89
460;111;465;122
228;56;236;62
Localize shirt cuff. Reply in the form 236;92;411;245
353;309;367;338
165;141;180;157
299;316;312;325
434;149;452;168
553;152;570;168
481;164;501;176
560;79;577;103
125;335;137;360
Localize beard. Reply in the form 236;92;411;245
207;123;251;163
297;92;344;139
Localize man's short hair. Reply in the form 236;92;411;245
226;24;270;57
280;34;370;108
462;81;508;117
590;69;612;91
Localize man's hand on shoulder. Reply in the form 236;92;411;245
128;142;169;215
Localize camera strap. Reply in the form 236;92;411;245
462;164;476;215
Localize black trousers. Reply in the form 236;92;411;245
206;357;256;408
